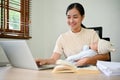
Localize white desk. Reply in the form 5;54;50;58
0;66;120;80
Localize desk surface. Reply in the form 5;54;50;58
0;66;120;80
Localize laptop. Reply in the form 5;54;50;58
0;40;55;70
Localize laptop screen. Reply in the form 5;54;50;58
0;40;38;70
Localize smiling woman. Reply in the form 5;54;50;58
66;3;85;33
66;8;84;33
0;0;31;39
35;3;110;67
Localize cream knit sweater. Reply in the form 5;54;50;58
53;28;99;57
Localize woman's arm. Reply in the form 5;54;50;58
76;53;110;66
36;52;61;66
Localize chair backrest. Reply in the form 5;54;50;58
86;27;111;61
86;27;102;38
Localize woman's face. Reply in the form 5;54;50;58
66;8;84;32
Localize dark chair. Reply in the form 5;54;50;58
86;27;111;61
87;27;102;38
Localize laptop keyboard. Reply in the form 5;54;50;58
38;64;56;70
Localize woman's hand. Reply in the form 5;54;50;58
35;58;48;66
75;57;90;66
35;52;61;66
75;53;110;66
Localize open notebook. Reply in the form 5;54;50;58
52;59;99;73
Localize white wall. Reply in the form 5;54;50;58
0;0;120;62
81;0;120;61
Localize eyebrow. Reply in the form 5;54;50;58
67;14;78;17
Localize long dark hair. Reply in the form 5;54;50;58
66;3;86;28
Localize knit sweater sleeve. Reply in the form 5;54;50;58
53;34;64;55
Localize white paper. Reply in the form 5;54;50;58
97;60;120;76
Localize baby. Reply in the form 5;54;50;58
66;39;115;64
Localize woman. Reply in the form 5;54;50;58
36;3;110;66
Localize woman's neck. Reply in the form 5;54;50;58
72;27;82;33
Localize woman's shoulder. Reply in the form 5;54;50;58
83;27;98;35
82;27;96;33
